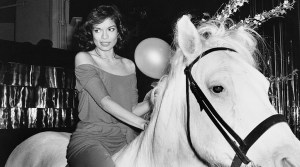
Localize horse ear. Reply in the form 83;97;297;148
176;15;202;58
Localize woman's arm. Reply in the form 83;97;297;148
132;100;151;117
100;96;148;130
133;85;160;117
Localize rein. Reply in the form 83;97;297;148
184;47;287;167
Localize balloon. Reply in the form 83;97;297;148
134;38;171;79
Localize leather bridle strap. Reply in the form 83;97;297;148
184;47;251;164
231;114;287;167
185;68;251;164
184;47;288;166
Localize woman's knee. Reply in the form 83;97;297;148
68;145;114;167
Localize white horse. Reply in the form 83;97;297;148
5;15;300;167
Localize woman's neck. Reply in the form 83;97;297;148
95;48;116;61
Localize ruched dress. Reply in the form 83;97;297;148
66;64;138;166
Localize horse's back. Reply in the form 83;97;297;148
5;131;71;167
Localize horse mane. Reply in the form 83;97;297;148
173;17;265;68
203;19;264;66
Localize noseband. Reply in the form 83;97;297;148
184;47;287;167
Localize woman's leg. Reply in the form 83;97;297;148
68;145;114;167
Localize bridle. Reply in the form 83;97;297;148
184;47;287;167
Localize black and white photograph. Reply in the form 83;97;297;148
0;0;300;166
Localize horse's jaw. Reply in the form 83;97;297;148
246;145;300;167
245;123;300;167
273;144;300;167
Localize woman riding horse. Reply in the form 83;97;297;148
5;15;300;167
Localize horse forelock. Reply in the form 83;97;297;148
212;36;259;65
179;18;264;69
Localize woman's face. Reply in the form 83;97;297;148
92;18;118;51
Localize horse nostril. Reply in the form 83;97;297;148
280;158;295;167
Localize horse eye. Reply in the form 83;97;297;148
212;86;224;93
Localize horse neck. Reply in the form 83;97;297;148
135;67;206;166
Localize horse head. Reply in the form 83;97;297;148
152;15;300;166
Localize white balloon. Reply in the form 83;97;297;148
134;38;171;79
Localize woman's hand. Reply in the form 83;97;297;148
144;85;160;106
143;120;149;130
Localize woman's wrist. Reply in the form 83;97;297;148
143;121;149;130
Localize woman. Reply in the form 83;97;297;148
66;5;151;167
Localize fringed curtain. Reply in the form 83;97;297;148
0;61;78;129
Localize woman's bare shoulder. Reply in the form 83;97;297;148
120;57;136;74
75;51;94;67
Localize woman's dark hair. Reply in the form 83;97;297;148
73;5;128;51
